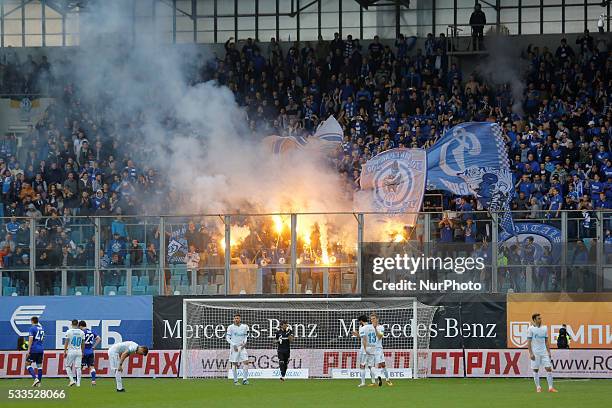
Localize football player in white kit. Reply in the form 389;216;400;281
226;313;250;385
63;319;85;387
527;313;558;393
357;315;382;387
108;341;149;392
370;313;392;386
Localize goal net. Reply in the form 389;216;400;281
182;298;438;379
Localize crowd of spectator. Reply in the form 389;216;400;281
0;28;610;295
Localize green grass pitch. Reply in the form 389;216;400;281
1;378;611;408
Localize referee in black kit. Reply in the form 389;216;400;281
275;320;294;381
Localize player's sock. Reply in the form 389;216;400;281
76;366;82;385
243;366;249;381
115;371;123;390
37;367;43;381
232;366;238;383
546;372;554;389
90;369;96;381
27;366;36;379
359;367;366;385
67;366;75;383
369;367;376;383
533;371;540;388
382;367;389;381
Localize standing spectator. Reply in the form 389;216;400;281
185;244;200;288
555;38;574;64
597;14;606;33
129;239;143;267
469;3;486;51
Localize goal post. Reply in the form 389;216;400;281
181;297;438;380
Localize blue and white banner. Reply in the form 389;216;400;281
0;296;152;350
360;148;427;226
167;225;188;264
499;222;562;262
427;122;515;235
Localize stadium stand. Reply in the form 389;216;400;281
0;10;609;296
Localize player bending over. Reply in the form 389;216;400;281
79;321;101;385
357;315;382;387
226;313;250;385
26;316;45;387
108;341;149;392
275;320;294;381
527;313;558;393
64;319;85;387
370;313;392;386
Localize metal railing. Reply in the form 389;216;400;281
0;210;609;296
446;23;508;53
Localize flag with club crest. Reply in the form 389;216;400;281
426;122;516;235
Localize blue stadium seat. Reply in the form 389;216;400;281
117;285;127;295
132;285;146;295
145;285;159;295
138;275;150;286
3;286;17;296
52;286;61;296
75;286;89;296
131;276;139;287
68;287;76;295
1;276;10;286
103;286;117;295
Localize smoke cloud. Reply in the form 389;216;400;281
477;34;527;116
64;0;352;219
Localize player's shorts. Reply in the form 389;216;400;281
229;347;249;363
374;348;386;365
27;352;44;365
109;351;121;371
65;351;83;368
82;353;95;367
277;350;290;364
530;353;552;370
359;348;376;367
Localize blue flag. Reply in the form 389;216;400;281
426;122;515;235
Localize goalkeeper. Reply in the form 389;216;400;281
275;320;294;381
